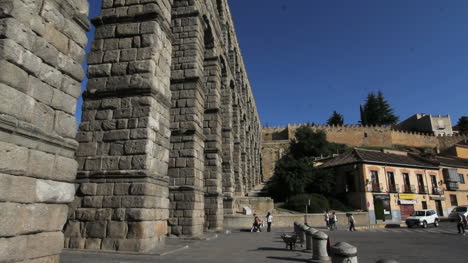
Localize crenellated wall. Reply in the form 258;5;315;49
262;124;468;182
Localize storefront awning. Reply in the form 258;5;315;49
399;199;417;205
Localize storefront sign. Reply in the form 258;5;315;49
399;199;417;205
430;196;445;201
398;194;415;200
374;194;390;200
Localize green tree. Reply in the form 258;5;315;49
266;126;348;202
360;91;399;125
327;111;344;126
289;126;348;159
457;116;468;134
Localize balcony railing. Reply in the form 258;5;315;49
432;187;444;195
388;184;400;193
418;185;429;194
367;183;382;192
403;184;416;193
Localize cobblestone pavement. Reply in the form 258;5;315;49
61;223;468;263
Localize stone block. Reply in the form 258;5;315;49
25;232;64;261
83;196;103;208
25;149;53;180
107;222;128;238
0;173;36;203
64;221;83;238
85;238;102;250
76;208;96;221
28;76;53;104
35;180;75;203
52;155;78;182
0;203;67;237
85;221;107;238
113;183;130;195
31;102;55;134
0;234;27;262
0;83;35;123
127;222;156;239
0;60;29;92
68;237;86;249
51;89;77;114
0;141;29;176
102;196;121;208
80;183;97;196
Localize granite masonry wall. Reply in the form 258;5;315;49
59;0;261;254
0;0;90;262
0;0;261;257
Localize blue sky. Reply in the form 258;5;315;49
78;0;468;126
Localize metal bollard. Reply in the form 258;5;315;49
376;260;399;263
305;228;318;251
312;231;330;262
331;242;358;263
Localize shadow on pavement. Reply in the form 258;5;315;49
266;256;310;262
256;247;291;251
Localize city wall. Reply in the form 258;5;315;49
0;0;263;260
262;124;468;181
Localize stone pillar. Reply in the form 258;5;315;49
232;98;244;196
168;1;206;236
221;80;235;214
203;39;224;230
331;242;358;263
305;228;318;251
0;0;89;261
64;0;173;252
312;231;330;262
298;224;309;246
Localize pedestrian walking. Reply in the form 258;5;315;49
330;212;338;230
347;213;356;231
324;210;330;230
457;213;467;235
266;212;273;232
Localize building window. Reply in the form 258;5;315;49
450;194;458;206
459;174;465;184
422;201;427;209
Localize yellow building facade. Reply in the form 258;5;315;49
323;148;468;224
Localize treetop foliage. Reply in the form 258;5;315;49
327;111;344;126
360;91;399;126
457;116;468;134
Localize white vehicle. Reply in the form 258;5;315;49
405;209;439;228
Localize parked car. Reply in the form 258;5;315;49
405;209;439;228
448;206;468;221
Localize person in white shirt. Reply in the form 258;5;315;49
324;211;330;229
266;212;273;232
347;213;356;231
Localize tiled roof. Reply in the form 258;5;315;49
321;148;439;169
433;156;468;169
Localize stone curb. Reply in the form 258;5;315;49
63;244;189;257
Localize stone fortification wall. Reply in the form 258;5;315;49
0;0;89;262
262;124;468;182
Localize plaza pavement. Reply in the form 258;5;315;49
61;222;468;263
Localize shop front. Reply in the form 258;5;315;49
399;193;417;221
373;194;392;222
